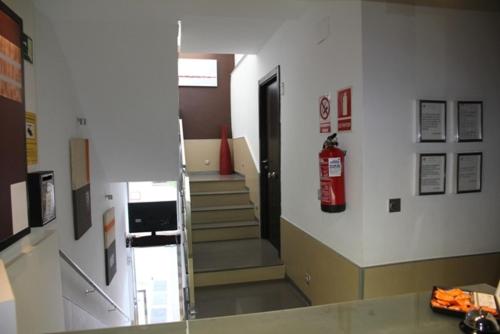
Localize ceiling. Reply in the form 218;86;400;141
35;0;312;54
34;0;500;55
179;0;310;54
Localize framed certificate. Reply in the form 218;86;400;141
457;153;482;193
419;153;446;195
457;101;483;142
418;100;447;142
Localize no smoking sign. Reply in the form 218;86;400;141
319;95;331;133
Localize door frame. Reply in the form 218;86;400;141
258;66;281;247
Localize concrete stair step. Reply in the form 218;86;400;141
192;204;254;212
192;220;259;230
194;265;285;287
190;179;247;193
192;221;260;242
191;190;251;208
189;172;245;182
192;205;255;224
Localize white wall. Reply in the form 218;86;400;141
0;0;151;331
231;55;260;169
4;231;65;334
34;0;180;183
232;1;500;268
231;1;365;265
33;2;135;327
0;1;65;333
361;2;500;266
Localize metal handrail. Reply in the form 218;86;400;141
178;118;195;318
59;249;131;322
179;119;186;168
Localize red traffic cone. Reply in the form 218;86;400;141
219;124;233;175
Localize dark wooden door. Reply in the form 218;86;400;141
259;66;281;253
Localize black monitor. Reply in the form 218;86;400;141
128;201;177;233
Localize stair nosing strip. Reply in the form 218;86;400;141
191;204;254;212
192;222;259;230
189;178;245;183
191;190;250;196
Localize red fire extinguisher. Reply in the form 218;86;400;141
319;133;346;213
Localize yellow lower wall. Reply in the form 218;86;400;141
363;253;500;298
185;139;233;173
281;218;500;303
280;219;361;305
232;137;260;220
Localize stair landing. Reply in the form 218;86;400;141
195;280;309;318
193;239;284;287
193;239;281;273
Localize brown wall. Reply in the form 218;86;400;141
0;3;28;249
179;53;234;139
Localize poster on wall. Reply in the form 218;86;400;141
178;58;218;87
418;100;446;142
457;101;482;142
25;111;37;165
337;88;352;132
457;153;482;194
70;138;92;240
319;95;331;133
0;2;30;251
419;153;446;195
103;207;117;285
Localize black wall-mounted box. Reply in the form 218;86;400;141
28;171;56;227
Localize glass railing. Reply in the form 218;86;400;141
178;119;195;319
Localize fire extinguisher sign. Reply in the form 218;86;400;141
319;95;331;133
337;88;352;132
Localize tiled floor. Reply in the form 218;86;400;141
195;280;309;318
193;239;282;273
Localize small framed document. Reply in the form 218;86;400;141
457;153;482;193
418;100;447;142
457;101;483;142
419;153;446;195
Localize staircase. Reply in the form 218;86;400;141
189;172;285;288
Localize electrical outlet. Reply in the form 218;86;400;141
305;272;312;285
389;198;401;213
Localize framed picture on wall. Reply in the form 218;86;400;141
103;208;117;285
70;138;92;240
418;100;447;142
419;153;447;195
457;153;482;194
457;101;483;142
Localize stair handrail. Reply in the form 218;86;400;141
178;118;195;318
59;249;131;322
179;119;186;169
